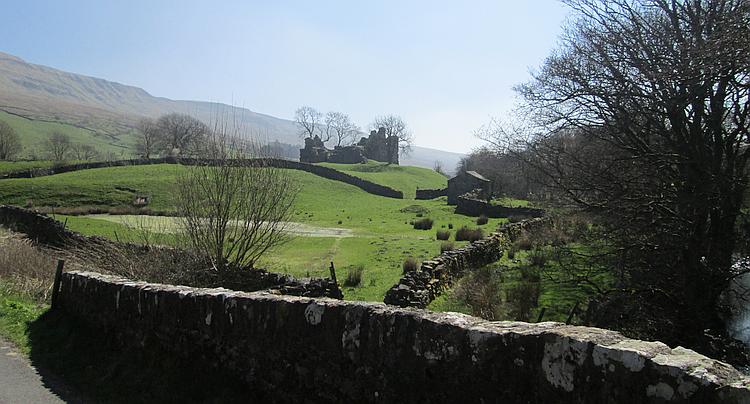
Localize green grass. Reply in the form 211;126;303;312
0;110;135;159
0;163;506;301
0;160;57;175
0;286;47;354
318;161;448;199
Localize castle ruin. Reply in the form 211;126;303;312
300;127;399;165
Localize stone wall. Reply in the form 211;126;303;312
384;218;551;308
56;270;750;403
456;192;546;218
0;158;404;199
415;188;448;200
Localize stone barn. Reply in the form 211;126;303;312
447;171;491;205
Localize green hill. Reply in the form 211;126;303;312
318;161;447;198
0;110;135;159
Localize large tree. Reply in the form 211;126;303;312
325;111;359;147
294;106;324;141
44;132;71;162
509;0;750;347
371;114;414;155
136;118;159;158
155;113;210;156
0;121;21;160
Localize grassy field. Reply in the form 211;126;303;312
0;110;134;159
319;161;448;199
0;163;503;301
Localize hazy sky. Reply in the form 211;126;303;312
2;1;570;153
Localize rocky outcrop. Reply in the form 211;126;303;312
56;270;750;403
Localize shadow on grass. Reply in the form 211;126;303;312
27;310;266;403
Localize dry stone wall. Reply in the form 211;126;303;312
415;188;448;200
0;158;404;199
456;192;545;218
56;270;750;403
384;218;551;308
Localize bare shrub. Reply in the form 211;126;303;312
514;235;534;251
455;226;484;242
453;266;504;320
175;122;298;270
436;229;451;240
402;257;419;273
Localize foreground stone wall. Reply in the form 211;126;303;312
415;188;448;200
456;192;546;218
57;270;750;403
0;157;404;199
384;218;551;308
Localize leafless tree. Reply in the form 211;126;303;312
294;106;325;141
71;143;99;161
325;111;359;147
433;160;448;177
0;120;21;160
44;132;71;162
500;0;750;348
371;114;414;155
155;113;210;156
174;121;299;270
136;118;159;158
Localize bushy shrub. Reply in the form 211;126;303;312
413;218;434;230
440;241;455;253
476;214;489;225
344;265;365;287
402;257;419;273
436;229;451;240
514;235;534;251
455;226;484;242
507;247;516;260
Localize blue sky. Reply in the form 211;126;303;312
2;1;569;153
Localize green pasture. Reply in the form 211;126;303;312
1;163;503;301
318;161;447;199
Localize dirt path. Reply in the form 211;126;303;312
84;214;354;238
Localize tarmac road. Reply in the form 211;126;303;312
0;338;66;404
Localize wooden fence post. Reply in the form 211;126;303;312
565;302;580;325
51;259;65;310
536;307;546;323
329;262;338;286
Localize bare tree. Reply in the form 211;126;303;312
325;111;359;147
155;113;210;156
44;132;71;162
294;106;324;141
136;118;159;158
71;143;99;161
371;114;414;155
0;121;21;160
174;121;299;270
504;0;750;349
433;160;448;177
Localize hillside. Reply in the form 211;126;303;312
0;51;463;168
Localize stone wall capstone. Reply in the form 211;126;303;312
56;270;750;403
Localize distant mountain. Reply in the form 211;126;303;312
0;51;463;170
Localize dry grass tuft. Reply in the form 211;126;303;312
0;227;57;300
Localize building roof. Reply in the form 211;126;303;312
450;170;491;183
